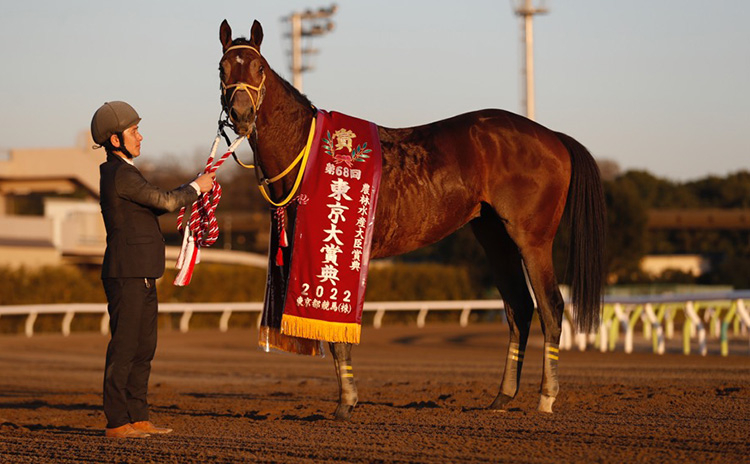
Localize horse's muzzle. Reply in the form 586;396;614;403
229;109;254;137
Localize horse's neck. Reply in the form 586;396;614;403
254;70;313;195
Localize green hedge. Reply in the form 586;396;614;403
0;266;105;305
366;263;475;301
160;265;267;302
0;262;475;305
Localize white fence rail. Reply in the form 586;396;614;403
0;300;505;338
1;292;749;356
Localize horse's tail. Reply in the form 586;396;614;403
555;131;606;333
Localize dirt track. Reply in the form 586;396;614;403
0;324;748;463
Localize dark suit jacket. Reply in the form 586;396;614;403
100;153;199;278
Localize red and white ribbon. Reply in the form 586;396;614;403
174;135;244;286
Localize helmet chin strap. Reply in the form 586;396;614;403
114;133;134;159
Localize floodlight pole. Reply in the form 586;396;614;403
513;0;548;121
284;4;338;92
291;14;303;90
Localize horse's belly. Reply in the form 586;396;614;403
369;186;480;259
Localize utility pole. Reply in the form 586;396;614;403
513;0;548;121
283;4;337;92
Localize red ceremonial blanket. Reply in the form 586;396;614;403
280;110;382;344
258;110;382;353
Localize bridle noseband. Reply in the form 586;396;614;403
220;44;266;123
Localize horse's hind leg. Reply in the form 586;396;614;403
470;208;535;410
329;342;357;421
510;239;565;413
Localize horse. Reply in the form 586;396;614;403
218;19;606;420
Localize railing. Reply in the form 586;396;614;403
0;302;265;338
580;291;750;356
1;292;748;356
0;300;503;338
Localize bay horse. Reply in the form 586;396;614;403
218;19;605;420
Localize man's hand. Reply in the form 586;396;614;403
194;172;216;193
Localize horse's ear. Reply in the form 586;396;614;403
220;20;233;50
249;20;264;50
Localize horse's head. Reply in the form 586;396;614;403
219;19;267;137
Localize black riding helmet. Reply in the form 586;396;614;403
91;101;141;148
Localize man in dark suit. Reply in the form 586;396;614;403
92;101;215;438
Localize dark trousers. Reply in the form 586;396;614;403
102;277;158;429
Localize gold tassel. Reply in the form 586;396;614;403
281;314;361;344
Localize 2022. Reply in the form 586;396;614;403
301;283;352;303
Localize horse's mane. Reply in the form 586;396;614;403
230;38;314;110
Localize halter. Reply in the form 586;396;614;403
220;45;266;116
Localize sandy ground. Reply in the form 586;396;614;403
0;323;748;463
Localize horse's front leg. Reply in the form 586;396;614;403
329;342;357;421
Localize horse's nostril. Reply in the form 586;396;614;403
230;107;254;123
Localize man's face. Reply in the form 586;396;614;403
112;125;143;158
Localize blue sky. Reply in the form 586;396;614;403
1;0;748;181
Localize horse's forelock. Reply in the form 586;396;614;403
231;37;251;46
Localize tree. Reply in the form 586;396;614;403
596;158;621;182
602;176;648;283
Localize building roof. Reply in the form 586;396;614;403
0;132;102;198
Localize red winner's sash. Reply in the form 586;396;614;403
280;110;382;344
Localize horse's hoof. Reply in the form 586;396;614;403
488;393;514;411
537;394;555;413
333;404;355;421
